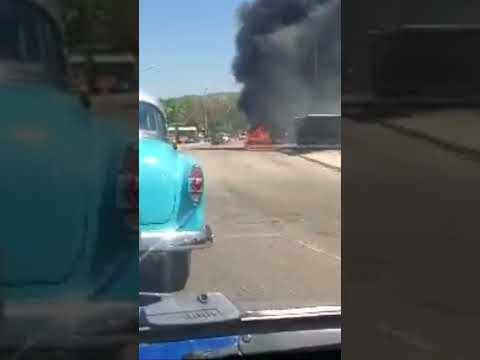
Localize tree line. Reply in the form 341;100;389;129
162;93;248;135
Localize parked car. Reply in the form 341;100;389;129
211;133;225;145
185;136;198;144
238;131;247;141
139;91;213;293
0;0;136;350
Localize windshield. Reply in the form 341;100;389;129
139;0;340;331
0;0;66;87
140;100;167;137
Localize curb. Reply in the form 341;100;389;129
381;122;480;162
180;147;245;151
182;144;341;152
299;155;341;172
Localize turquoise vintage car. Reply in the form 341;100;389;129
0;0;136;348
139;91;213;293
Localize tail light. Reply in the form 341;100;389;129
188;165;204;203
117;145;138;231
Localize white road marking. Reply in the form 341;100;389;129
223;233;282;239
298;241;341;262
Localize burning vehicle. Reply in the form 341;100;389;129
245;125;273;146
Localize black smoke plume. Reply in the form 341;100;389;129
233;0;340;137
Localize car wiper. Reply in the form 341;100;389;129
139;292;341;346
139;292;240;332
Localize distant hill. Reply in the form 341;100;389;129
160;92;248;134
166;91;239;101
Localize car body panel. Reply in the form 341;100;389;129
139;138;178;225
139;141;207;234
1;85;90;285
0;84;137;304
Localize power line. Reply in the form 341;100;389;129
140;65;160;73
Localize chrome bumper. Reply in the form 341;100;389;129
140;225;213;252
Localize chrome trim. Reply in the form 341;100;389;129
140;225;213;252
241;305;341;322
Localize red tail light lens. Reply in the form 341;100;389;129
189;166;204;202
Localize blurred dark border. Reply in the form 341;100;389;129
0;1;138;358
342;1;480;359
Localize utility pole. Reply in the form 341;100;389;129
140;65;159;73
225;104;233;133
202;88;209;137
310;39;319;115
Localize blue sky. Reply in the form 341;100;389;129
140;0;246;99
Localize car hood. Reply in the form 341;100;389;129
139;138;178;225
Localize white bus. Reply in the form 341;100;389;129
168;126;199;144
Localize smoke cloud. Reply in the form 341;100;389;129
233;0;340;136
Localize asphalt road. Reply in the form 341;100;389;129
342;115;480;359
183;148;341;311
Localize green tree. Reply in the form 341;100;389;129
163;99;186;124
162;92;248;135
182;97;202;127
